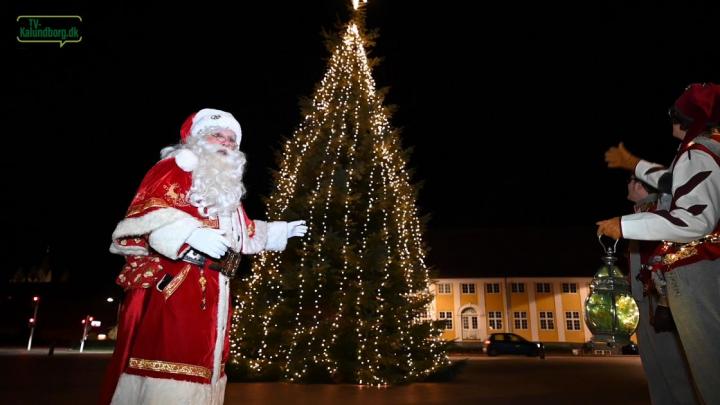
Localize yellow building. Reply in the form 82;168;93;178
430;277;593;343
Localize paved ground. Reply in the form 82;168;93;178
0;348;650;404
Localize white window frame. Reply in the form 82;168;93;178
437;283;452;295
565;311;581;331
486;283;500;294
513;311;528;330
536;282;551;293
488;311;503;330
511;282;525;293
562;283;578;294
539;311;555;330
439;311;453;329
461;283;476;294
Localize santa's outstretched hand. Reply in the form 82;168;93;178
186;228;231;259
287;220;308;238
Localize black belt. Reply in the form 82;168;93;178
182;248;241;278
182;248;216;267
157;249;241;293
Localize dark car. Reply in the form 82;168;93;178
483;333;545;359
621;342;639;355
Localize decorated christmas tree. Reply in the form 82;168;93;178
229;1;448;385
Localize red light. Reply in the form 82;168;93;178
483;340;491;345
29;318;35;324
81;319;86;324
88;316;94;321
32;296;39;302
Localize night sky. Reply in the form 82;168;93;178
6;1;720;286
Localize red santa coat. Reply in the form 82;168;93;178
101;150;288;405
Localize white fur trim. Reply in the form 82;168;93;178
235;208;287;253
111;373;227;405
174;149;199;172
190;108;242;145
148;217;203;260
265;221;288;252
112;208;199;240
109;244;149;256
213;275;230;383
110;208;202;259
240;219;267;254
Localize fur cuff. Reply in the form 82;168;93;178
265;221;288;252
148;217;203;259
109;244;148;256
111;208;202;258
241;220;268;254
112;208;199;240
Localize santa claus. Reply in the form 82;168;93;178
100;108;307;404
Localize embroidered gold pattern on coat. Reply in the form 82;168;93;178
163;183;190;207
663;246;698;265
203;217;220;228
128;357;211;379
163;265;191;300
662;233;720;265
199;269;208;310
127;197;171;217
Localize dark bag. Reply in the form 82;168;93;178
652;304;676;333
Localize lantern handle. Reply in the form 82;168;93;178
597;234;619;255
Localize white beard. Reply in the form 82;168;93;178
163;137;247;218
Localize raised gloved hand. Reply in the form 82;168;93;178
185;228;230;259
596;217;623;240
287;220;308;238
605;142;640;170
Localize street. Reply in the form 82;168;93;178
0;349;650;404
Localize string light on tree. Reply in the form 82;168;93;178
229;1;448;384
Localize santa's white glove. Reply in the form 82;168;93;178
287;220;308;238
185;228;230;259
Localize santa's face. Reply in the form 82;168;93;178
204;129;238;151
185;133;246;217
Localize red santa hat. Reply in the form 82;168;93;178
179;108;242;147
670;83;720;142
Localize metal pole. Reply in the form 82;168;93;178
26;298;39;351
80;316;90;353
27;327;34;351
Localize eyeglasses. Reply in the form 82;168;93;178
210;132;237;145
668;107;693;126
668;108;680;124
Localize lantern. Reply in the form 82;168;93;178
584;237;639;346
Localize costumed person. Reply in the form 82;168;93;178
617;173;698;405
598;83;720;404
99;108;308;405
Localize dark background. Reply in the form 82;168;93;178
3;0;720;342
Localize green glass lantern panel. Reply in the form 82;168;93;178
584;237;640;344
